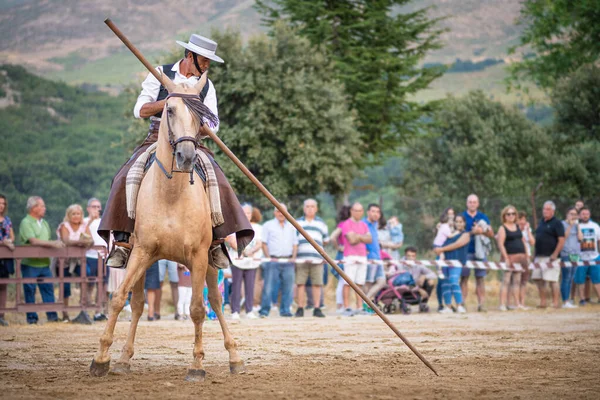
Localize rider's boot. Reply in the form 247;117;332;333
208;240;231;270
106;231;132;269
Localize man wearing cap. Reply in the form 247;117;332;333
99;34;253;269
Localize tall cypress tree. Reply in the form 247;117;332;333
256;0;446;159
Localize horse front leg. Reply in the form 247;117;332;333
111;272;146;374
206;266;245;374
90;248;152;377
185;253;208;382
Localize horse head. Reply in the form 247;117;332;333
160;71;217;173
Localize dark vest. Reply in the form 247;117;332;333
154;63;210;118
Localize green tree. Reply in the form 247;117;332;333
402;91;555;203
509;0;600;90
256;0;446;159
546;64;600;204
0;64;129;230
551;64;600;143
124;24;362;201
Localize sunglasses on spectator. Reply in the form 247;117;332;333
506;212;516;216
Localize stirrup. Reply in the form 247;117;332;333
208;244;231;270
106;241;132;269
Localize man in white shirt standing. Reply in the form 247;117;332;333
99;34;253;271
295;199;329;318
574;207;600;305
259;205;298;318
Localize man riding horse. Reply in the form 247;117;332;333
99;34;253;269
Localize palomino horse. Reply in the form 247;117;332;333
89;72;245;382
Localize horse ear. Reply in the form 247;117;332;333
194;71;208;94
160;70;176;93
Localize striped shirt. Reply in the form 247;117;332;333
296;216;330;262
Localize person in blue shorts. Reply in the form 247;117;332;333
460;194;494;312
574;207;600;305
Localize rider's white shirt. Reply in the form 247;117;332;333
133;59;219;133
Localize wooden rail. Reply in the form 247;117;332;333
0;245;107;314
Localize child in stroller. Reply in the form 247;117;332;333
375;270;429;314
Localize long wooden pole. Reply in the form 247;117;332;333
104;18;438;376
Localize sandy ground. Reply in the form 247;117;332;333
1;305;599;399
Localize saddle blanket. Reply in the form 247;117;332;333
125;142;224;226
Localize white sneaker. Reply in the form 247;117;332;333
499;305;508;312
457;305;467;314
517;304;530;310
271;304;278;311
123;304;132;313
562;302;578;309
231;312;240;320
252;305;261;313
246;311;258;319
341;308;355;317
438;307;453;314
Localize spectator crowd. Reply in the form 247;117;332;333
0;192;599;327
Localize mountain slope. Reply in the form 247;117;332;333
0;0;528;101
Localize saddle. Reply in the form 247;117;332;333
125;142;223;226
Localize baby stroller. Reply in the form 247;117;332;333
375;271;428;315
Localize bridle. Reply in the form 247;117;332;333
154;92;204;185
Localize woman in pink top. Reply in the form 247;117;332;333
57;204;93;321
330;202;372;316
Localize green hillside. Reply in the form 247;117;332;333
47;50;163;88
0;64;129;232
413;64;547;104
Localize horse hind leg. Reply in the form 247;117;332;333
185;258;208;382
90;248;152;377
111;273;145;374
206;266;245;374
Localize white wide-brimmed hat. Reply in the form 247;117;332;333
176;34;224;63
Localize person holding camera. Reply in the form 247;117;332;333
560;207;582;308
84;198;109;321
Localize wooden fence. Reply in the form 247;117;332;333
0;245;107;314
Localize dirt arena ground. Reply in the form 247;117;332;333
1;305;599;399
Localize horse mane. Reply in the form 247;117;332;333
177;87;219;130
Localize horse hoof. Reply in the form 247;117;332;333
111;362;131;375
184;369;206;382
89;359;111;377
230;361;246;374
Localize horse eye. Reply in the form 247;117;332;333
167;106;174;115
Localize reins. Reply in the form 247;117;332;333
154;92;211;185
